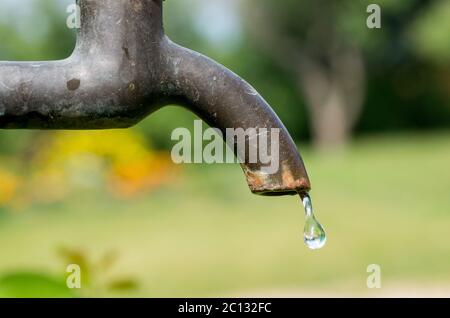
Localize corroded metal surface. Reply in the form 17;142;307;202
0;0;311;195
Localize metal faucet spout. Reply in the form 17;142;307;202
160;39;311;195
0;0;311;195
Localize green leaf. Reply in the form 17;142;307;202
0;272;78;298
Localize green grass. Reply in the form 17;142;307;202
0;132;450;297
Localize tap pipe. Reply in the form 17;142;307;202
0;0;311;195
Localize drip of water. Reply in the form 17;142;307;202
300;193;326;250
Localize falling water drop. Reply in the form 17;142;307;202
300;193;326;250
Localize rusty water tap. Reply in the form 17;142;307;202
0;0;311;196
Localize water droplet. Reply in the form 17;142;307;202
300;193;326;250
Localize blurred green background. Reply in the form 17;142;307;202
0;0;449;297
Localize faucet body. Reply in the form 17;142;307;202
0;0;311;195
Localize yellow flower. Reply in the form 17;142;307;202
29;130;179;199
0;169;20;205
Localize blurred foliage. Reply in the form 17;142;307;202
58;247;138;296
411;0;450;64
0;134;448;297
30;130;177;199
0;169;20;206
0;272;76;298
239;0;450;145
0;0;75;60
0;130;178;210
0;246;138;297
